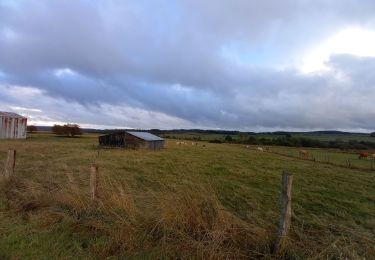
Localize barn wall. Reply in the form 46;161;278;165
0;116;27;139
99;133;125;147
98;132;165;150
147;140;165;150
124;133;147;149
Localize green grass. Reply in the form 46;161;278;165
162;132;235;141
0;134;374;258
163;131;375;143
268;146;375;171
291;133;375;142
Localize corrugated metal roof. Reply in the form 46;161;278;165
126;131;164;141
0;111;26;118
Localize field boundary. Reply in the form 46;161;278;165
265;149;375;173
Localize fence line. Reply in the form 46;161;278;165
267;149;375;172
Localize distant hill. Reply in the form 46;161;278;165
33;126;104;133
304;131;364;135
33;126;370;136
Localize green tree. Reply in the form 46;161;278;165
238;133;248;142
247;136;257;144
225;135;233;142
27;125;38;133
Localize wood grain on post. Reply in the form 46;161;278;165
90;164;99;200
4;149;16;179
274;171;293;254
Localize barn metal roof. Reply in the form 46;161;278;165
126;131;164;141
0;111;26;118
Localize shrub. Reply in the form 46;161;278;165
27;125;38;133
224;135;233;142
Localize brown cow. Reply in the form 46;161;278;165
358;152;368;159
372;154;375;160
299;150;309;158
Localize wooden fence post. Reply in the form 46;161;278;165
347;159;351;168
90;164;99;200
274;171;293;254
3;149;16;179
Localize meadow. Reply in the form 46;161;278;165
268;146;375;171
161;131;375;143
0;134;374;259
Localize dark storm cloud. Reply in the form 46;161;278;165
1;0;375;130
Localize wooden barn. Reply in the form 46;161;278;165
0;111;27;139
99;131;165;150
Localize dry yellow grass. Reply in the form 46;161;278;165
0;133;374;258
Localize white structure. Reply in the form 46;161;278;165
0;111;27;139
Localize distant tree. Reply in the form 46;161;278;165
52;124;82;137
238;133;248;142
370;132;375;137
246;136;257;144
52;124;65;135
27;125;38;133
68;124;83;137
224;135;233;142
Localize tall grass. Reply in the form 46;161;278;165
0;172;273;258
0;134;374;258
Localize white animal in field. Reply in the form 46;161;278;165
257;147;264;152
245;145;250;149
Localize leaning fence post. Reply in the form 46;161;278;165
274;171;293;254
90;164;99;200
3;149;16;179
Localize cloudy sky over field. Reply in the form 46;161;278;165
1;0;375;131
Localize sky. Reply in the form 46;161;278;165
1;0;375;131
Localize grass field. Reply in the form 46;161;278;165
291;133;375;143
0;134;374;259
162;132;375;143
267;146;375;171
162;132;232;141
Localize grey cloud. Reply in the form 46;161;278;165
1;1;375;130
